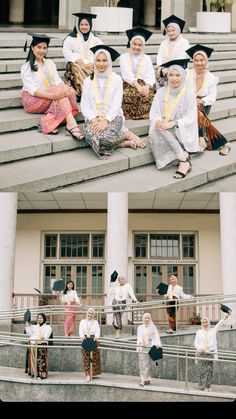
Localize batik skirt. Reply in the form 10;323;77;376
198;104;228;150
112;298;126;330
82;347;102;377
25;343;49;378
22;85;79;134
149;127;186;169
84;115;124;159
122;79;156;120
197;352;214;389
64;61;93;97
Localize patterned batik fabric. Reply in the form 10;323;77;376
122;79;156;120
112;298;127;330
64;61;93;97
198;352;214;390
82;347;102;376
198;104;228;150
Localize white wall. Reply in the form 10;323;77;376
14;212;221;295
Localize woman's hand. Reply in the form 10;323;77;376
91;119;109;134
196;98;204;105
49;91;67;100
155;120;175;131
140;85;150;97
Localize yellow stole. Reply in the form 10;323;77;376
202;329;211;352
188;69;209;96
93;73;113;120
37;324;46;341
164;85;186;122
165;38;181;61
128;53;145;80
77;32;93;62
37;60;54;88
85;320;95;336
143;325;150;345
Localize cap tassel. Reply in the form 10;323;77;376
23;40;27;52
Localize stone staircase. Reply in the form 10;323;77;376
1;33;236;191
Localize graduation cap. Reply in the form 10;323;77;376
220;304;232;314
186;44;214;59
90;45;120;62
156;282;168;296
82;337;97;352
72;12;97;20
24;309;31;323
34;288;41;294
111;270;118;283
126;27;153;47
162;15;185;35
161;58;190;70
53;279;65;292
148;346;163;365
24;32;51;52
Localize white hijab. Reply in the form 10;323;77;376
94;49;113;78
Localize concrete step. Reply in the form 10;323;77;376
0;70;64;89
0;367;235;401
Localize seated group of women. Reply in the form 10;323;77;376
20;13;231;176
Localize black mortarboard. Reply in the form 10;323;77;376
24;309;31;323
126;27;153;47
34;288;41;293
53;279;65;292
24;32;51;52
161;58;190;70
82;337;98;352
162;15;185;35
90;45;120;62
148;346;163;363
186;44;214;59
220;304;232;314
111;270;118;282
72;13;97;20
156;282;168;296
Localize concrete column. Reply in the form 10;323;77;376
9;0;25;24
144;0;156;26
105;193;128;324
219;193;236;327
0;193;17;323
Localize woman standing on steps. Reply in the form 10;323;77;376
149;59;199;179
21;33;84;140
186;44;231;156
60;280;82;337
63;13;103;100
81;44;145;159
120;27;156;120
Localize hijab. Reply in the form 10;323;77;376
94;49;112;78
168;64;186;95
167;22;181;41
78;17;92;42
130;35;145;56
37;312;47;326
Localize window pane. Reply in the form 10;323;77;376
44;265;56;293
92;266;103;294
135;265;147;296
151;266;163;294
76;266;87;294
134;234;147;258
183;266;195;294
60;234;89;258
60;266;72;282
150;234;179;259
44;234;57;258
182;235;195;258
92;234;105;258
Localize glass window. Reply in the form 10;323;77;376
150;234;180;258
92;234;105;258
135;266;147;301
134;234;148;258
182;235;195;258
44;265;56;293
60;265;72;282
91;266;103;294
183;266;195;294
44;234;57;258
60;234;89;258
151;265;163;294
76;266;87;294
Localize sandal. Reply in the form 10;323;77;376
66;125;85;141
173;158;192;179
124;131;146;149
139;381;145;387
199;136;207;152
219;143;231;156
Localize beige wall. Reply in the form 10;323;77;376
14;212;221;295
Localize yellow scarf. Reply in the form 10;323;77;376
128;53;145;80
188;69;209;96
165;38;181;61
37;60;54;88
164;85;186;122
93;73;113;120
77;32;93;62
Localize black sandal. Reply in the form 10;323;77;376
173;158;192;179
66;125;85;141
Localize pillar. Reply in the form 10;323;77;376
9;0;25;24
219;193;236;327
105;193;128;324
0;193;17;324
144;0;155;26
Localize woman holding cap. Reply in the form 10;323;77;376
156;15;190;89
79;308;101;382
21;33;84;140
149;59;199;179
111;276;137;338
194;309;231;392
120;27;156;120
25;313;52;379
60;280;82;337
81;44;146;159
137;313;162;387
186;44;231;155
63;13;103;98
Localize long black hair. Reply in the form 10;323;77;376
63;280;75;294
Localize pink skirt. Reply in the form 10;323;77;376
64;301;78;335
22;85;79;134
